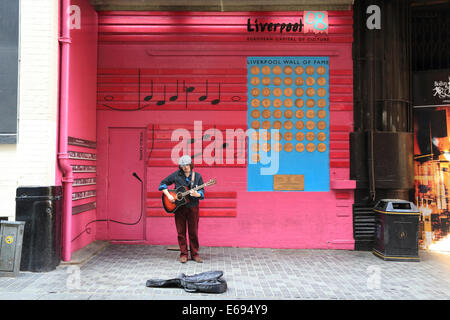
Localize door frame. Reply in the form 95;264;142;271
106;126;147;241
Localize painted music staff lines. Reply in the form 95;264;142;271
99;68;244;111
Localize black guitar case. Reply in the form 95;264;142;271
146;270;227;294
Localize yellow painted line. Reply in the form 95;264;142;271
373;209;420;215
372;249;420;261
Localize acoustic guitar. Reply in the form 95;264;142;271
162;178;216;213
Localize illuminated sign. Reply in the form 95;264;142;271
246;11;328;35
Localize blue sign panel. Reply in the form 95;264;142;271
247;56;330;191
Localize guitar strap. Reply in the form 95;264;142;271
190;171;195;189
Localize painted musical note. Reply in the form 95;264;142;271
183;80;195;93
183;80;195;109
144;80;153;102
170;80;179;102
211;83;221;105
199;80;208;101
156;85;166;106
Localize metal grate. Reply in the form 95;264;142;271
353;205;376;251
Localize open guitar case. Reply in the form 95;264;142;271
146;270;227;294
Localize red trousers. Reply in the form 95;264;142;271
174;206;200;258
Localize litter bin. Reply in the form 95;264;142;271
15;186;62;272
0;221;26;277
372;199;420;262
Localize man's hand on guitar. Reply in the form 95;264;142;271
163;189;176;203
189;190;201;198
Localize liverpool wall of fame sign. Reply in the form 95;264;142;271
247;56;330;191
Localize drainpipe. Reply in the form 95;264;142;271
58;0;73;262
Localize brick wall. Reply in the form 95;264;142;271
0;0;59;219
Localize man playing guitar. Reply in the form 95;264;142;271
159;155;205;263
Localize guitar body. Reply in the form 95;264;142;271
162;186;190;213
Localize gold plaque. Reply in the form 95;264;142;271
295;66;304;75
317;99;327;107
251;153;260;162
306;110;315;118
284;88;293;97
296;143;305;152
295;132;305;141
317;77;326;86
273;65;282;75
317;66;326;75
251;99;260;108
251;66;260;75
306;120;315;130
295;77;304;86
306;77;315;86
284;98;293;108
273;88;282;97
317;121;327;130
284;77;293;86
295;110;304;119
273;109;282;118
273;77;282;86
251;120;260;129
261;120;271;129
262;66;271;75
284;132;293;141
261;143;271;152
295;98;304;108
306;99;315;108
317;110;327;119
262;98;271;108
273;120;283;129
317;143;327;152
251;109;260;118
262;109;271;118
262;77;271;85
251;77;260;86
306;88;315;97
317;132;327;141
305;66;315;75
262;88;271;97
284;110;293;119
273;142;283;152
284;120;293;130
261;131;271;141
284;66;293;75
273;175;304;191
284;142;294;152
295;120;305;130
317;88;327;97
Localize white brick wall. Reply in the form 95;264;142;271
0;0;59;220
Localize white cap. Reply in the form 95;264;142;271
179;155;192;166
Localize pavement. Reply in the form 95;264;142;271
0;243;449;300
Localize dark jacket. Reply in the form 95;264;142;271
159;170;205;208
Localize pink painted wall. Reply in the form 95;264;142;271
65;0;98;253
95;11;355;249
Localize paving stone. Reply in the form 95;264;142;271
0;245;449;300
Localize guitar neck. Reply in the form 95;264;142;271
181;181;215;196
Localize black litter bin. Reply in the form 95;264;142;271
15;186;62;272
372;199;420;262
